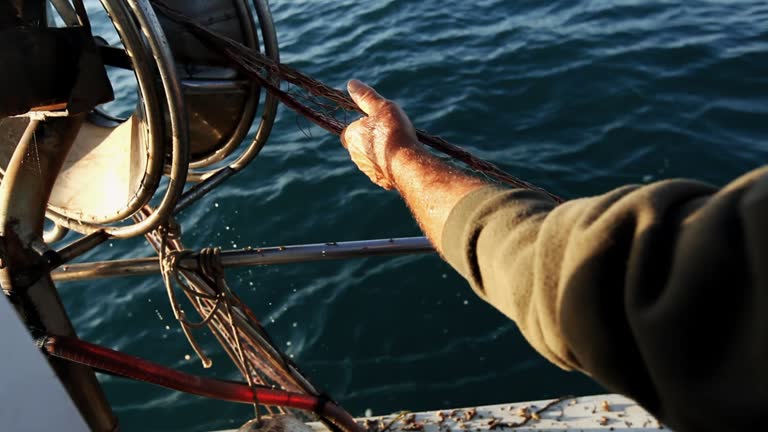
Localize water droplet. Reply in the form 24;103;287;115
155;309;164;320
286;341;292;346
292;322;298;328
165;325;170;330
184;354;191;361
365;409;373;417
463;300;469;305
214;202;219;208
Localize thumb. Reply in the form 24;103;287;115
348;79;387;115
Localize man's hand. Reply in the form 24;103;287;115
341;80;423;190
339;79;487;252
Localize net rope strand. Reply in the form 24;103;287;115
158;223;214;368
158;226;272;422
129;193;332;420
155;221;286;418
150;0;563;204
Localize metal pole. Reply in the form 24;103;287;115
217;236;434;267
0;116;117;431
49;0;80;26
52;236;435;282
175;167;234;213
57;230;110;264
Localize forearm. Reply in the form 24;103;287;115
390;146;487;253
339;79;488;252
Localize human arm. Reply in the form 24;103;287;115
341;79;487;252
341;79;768;431
440;169;768;431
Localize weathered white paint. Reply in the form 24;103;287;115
217;394;666;432
48;117;149;224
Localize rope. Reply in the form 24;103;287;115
158;225;265;420
199;246;262;422
158;223;214;368
150;0;563;203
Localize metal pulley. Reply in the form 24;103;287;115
156;0;263;168
1;0;279;238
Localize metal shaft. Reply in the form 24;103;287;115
52;236;435;282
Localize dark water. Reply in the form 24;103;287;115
61;1;768;431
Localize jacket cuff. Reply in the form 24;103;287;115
441;185;511;278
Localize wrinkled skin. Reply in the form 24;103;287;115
341;80;421;190
339;80;487;252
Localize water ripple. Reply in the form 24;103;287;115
68;1;768;430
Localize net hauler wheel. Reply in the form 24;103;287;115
43;0;188;238
155;0;262;169
0;0;279;238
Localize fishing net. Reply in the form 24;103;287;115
41;2;564;428
128;1;564;426
134;207;327;424
150;0;562;204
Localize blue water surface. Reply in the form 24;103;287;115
61;1;768;430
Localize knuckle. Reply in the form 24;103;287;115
379;99;396;111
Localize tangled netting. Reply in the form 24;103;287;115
151;0;563;203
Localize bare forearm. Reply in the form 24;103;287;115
340;79;488;251
391;146;487;253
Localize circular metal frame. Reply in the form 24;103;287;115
44;0;280;235
185;0;262;169
45;0;189;238
44;0;166;228
187;0;280;182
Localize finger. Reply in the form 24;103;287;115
348;79;387;115
340;121;362;150
340;127;348;149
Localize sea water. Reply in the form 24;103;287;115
60;1;768;430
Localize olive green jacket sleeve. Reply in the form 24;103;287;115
441;166;768;431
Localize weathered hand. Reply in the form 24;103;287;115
341;80;422;190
